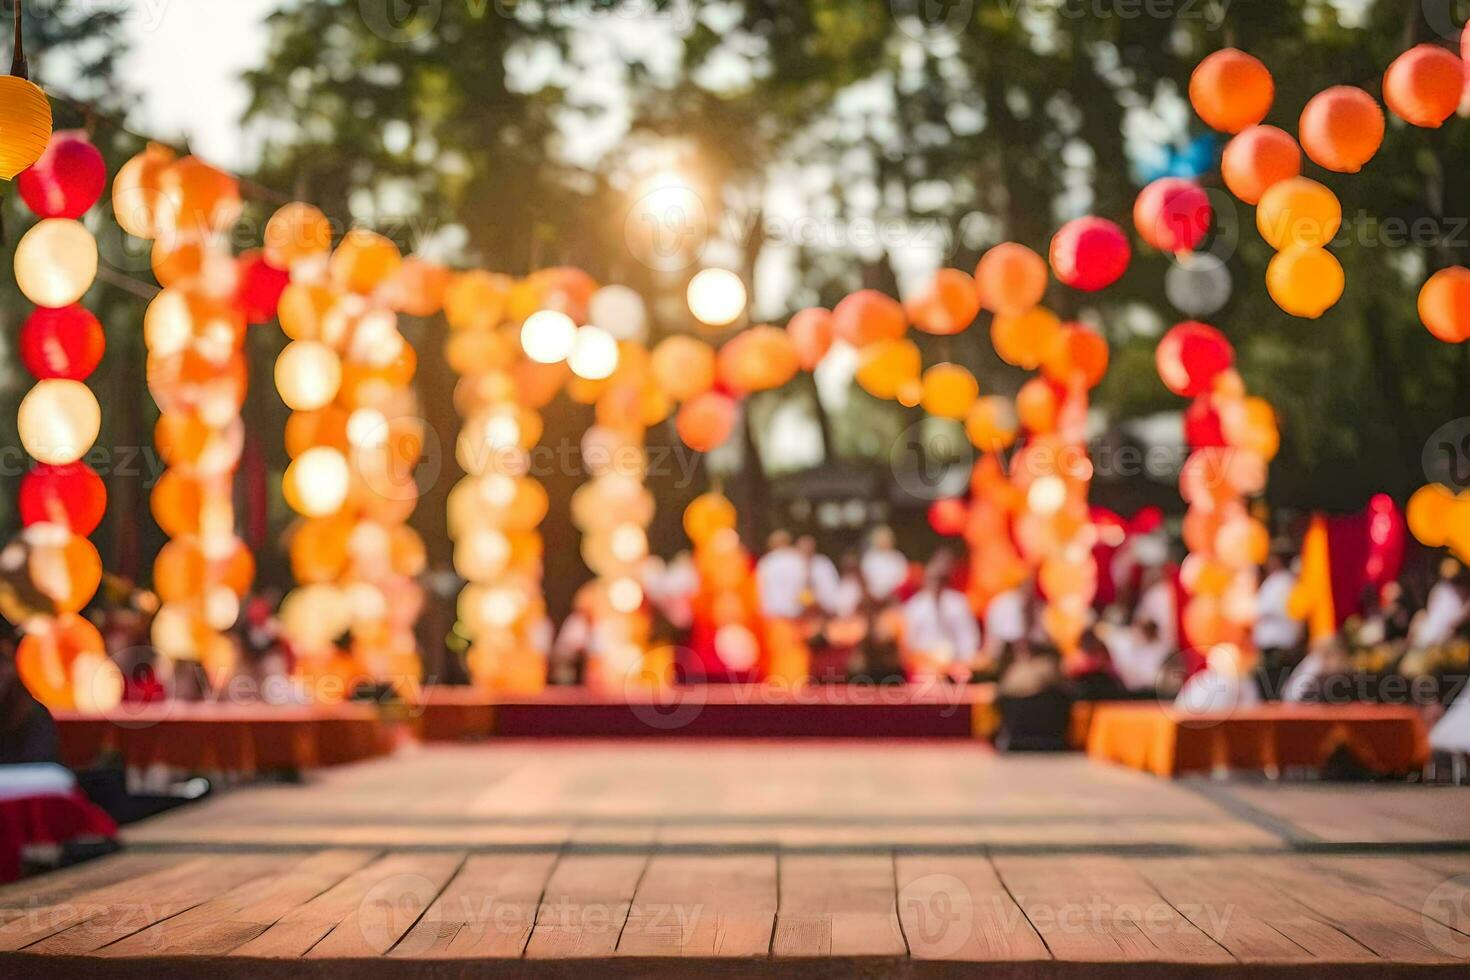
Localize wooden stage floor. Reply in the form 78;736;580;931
3;741;1470;977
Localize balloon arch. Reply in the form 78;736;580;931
8;39;1470;711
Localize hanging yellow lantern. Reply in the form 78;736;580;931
0;74;52;181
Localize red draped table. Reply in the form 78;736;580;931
1086;702;1431;777
52;703;394;775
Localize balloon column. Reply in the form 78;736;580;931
1157;321;1275;669
1406;484;1470;563
115;146;257;686
683;493;765;678
268;211;430;695
5;131;119;712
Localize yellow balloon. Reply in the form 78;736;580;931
1407;484;1455;547
0;76;53;180
276;340;344;412
855;339;921;400
1266;246;1344;318
920;363;979;420
1256;177;1341;250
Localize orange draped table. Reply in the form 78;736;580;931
53;703;394;775
1086;702;1431;778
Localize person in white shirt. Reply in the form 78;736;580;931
1135;566;1177;652
803;535;841;617
1101;618;1171;693
1254;554;1303;653
756;531;809;620
860;526;909;602
818;551;867;617
902;552;980;679
1410;562;1469;650
1175;643;1261;715
982;582;1030;664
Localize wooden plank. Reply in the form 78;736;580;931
0;855;179;925
99;850;375;956
772;854;905;957
1243;855;1463;963
894;854;1049;962
1133;856;1376;963
992;855;1233;963
390;852;559;958
1311;856;1470;939
17;855;296;955
304;852;463;958
616;853;777;957
232;853;449;958
524;854;647;959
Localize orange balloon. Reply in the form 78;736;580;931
1042;325;1109;389
387;258;449;317
1016;378;1059;433
676;392;739;452
920;363;979;420
159;156;242;238
16;614;106;710
264;203;333;269
29;532;102;615
330;229;402;294
651;335;717;402
1407;484;1456;547
855;338;922;400
154;538;209;603
991;306;1061;369
906;268;980;336
521;266;598;324
1216;515;1270;568
1266;246;1344;319
1220;396;1280;461
512;358;570;408
1189;49;1274;133
112;143;177;240
1221;126;1301;206
786;307;834;370
278;283;341;342
831;289;906;348
717;326;800;394
1299;86;1384;173
445;327;516;377
1256;177;1340;250
1418;266;1470;343
685;493;737;544
150;470;206;538
444;270;510;331
975;242;1047;316
285;406;351;456
965;396;1019;453
1384;44;1464;129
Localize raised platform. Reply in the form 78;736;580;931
2;742;1468;976
416;683;998;741
53;703;395;775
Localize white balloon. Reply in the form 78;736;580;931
1165;253;1232;317
588;284;648;343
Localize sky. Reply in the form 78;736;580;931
122;0;275;168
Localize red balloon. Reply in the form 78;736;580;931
236;250;292;325
1156;321;1234;398
1050;217;1131;292
17;131;107;219
19;462;107;536
928;498;968;537
1133;178;1211;253
19;306;105;380
1183;396;1227;449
